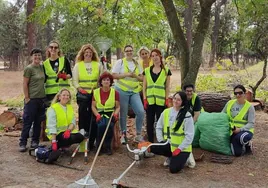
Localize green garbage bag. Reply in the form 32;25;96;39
192;123;200;148
196;112;232;155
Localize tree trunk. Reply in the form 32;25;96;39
9;50;19;71
26;0;36;56
209;0;227;68
183;0;216;86
160;0;190;87
106;48;111;64
199;93;231;112
116;47;122;59
184;0;193;50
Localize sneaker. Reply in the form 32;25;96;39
163;157;170;167
105;148;113;155
19;145;27;152
120;133;127;145
134;135;144;143
144;151;155;158
79;129;85;136
30;142;39;149
245;141;253;154
186;153;196;168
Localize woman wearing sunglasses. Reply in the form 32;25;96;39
222;85;255;156
112;45;144;144
43;41;72;104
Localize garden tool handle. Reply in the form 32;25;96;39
87;112;114;176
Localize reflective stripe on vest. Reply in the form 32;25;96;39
191;93;204;112
45;103;78;140
78;61;100;94
115;58;141;93
43;57;70;94
93;88;115;112
145;67;167;106
163;108;192;152
226;99;254;134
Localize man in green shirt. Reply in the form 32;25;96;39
19;48;46;152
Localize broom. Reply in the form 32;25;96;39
69;112;114;188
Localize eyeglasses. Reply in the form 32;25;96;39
49;46;59;50
125;50;133;53
234;91;244;95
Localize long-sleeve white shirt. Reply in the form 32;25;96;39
46;103;76;135
156;107;194;151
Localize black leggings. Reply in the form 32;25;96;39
151;143;190;173
146;104;165;142
56;132;84;149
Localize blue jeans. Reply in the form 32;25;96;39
19;98;46;146
96;116;114;149
115;87;144;134
231;131;253;156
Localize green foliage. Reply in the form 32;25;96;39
195;74;228;92
3;95;24;108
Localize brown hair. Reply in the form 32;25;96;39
46;40;61;58
150;48;166;74
75;44;99;63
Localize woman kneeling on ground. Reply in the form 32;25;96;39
92;72;120;155
222;84;255;156
45;88;84;151
150;91;194;173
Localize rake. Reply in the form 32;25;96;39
68;112;114;188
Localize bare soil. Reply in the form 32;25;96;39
1;70;268;188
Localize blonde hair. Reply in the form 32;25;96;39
46;40;61;59
51;88;72;105
75;44;99;63
137;46;150;58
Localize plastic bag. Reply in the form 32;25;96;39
196;112;232;155
192;123;200;148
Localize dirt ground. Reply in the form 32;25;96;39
1;70;268;188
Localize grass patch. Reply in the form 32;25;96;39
3;94;24;108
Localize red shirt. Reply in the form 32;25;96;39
92;88;119;105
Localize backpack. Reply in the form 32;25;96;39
29;145;61;164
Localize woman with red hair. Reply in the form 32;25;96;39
143;48;172;143
91;72;120;155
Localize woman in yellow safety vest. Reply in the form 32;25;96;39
45;88;84;151
138;46;153;69
43;41;72;104
150;91;194;173
112;45;144;144
143;48;171;143
222;84;255;156
91;72;120;155
72;44;103;150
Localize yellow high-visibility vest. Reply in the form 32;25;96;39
93;88;115;112
43;57;70;95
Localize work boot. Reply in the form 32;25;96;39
105;147;113;156
19;145;27;152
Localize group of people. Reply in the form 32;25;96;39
19;41;255;174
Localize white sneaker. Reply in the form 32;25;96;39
120;134;127;145
186;152;196;168
163;157;170;167
134;135;144;143
79;129;85;136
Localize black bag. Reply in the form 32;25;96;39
76;91;92;102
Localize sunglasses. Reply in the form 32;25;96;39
141;52;148;55
49;46;59;50
234;91;244;95
125;50;133;53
